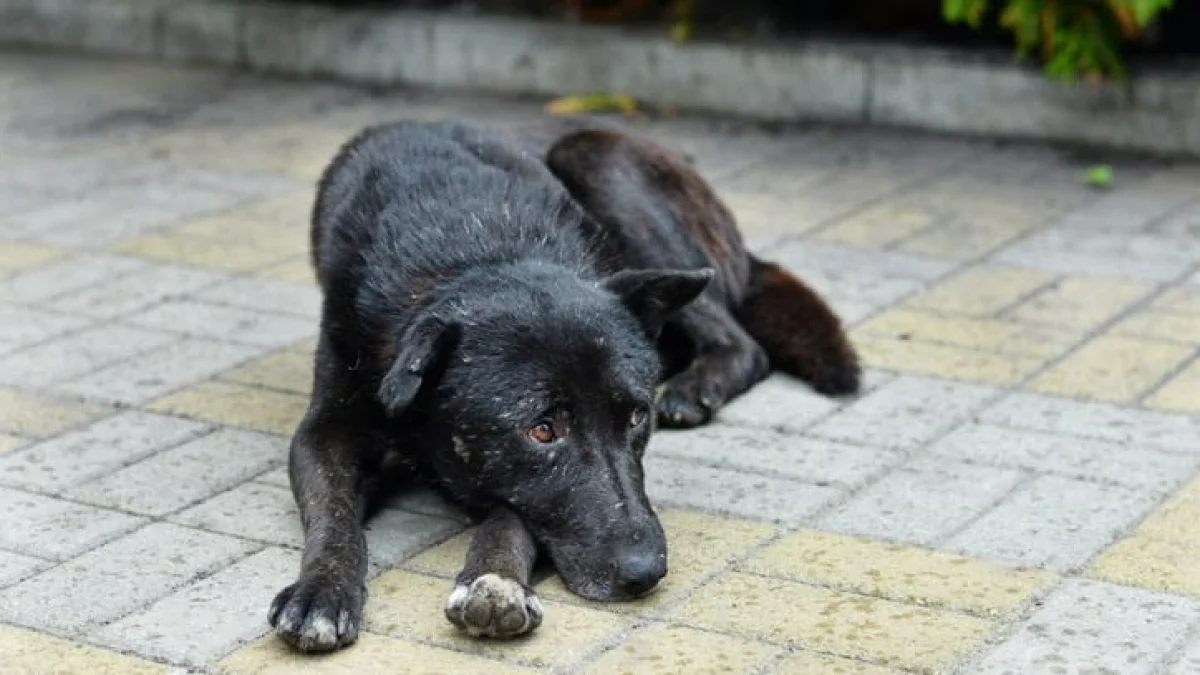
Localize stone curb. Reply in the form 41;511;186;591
1;0;1198;157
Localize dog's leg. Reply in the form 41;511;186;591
657;296;770;429
269;415;374;652
445;505;543;638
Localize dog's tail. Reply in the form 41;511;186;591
737;254;861;396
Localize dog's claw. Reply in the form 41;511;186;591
445;573;543;639
269;578;364;652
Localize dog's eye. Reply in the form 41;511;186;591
527;421;557;444
629;407;648;427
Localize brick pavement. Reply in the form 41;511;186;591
1;49;1199;674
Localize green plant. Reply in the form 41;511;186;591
943;0;1174;81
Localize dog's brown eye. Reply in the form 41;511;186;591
527;421;556;444
629;407;647;427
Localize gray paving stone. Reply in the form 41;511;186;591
53;338;261;405
808;375;1000;451
382;487;465;521
980;392;1200;455
0;523;258;634
0;486;144;561
649;425;899;489
0;325;178;389
816;457;1023;546
0;252;149;303
969;579;1200;675
90;546;298;667
644;454;840;523
0;550;46;588
0;303;92;355
929;423;1200;492
364;509;464;568
24;200;197;248
172;482;302;548
125;299;315;347
992;227;1198;281
718;371;894;432
1166;629;1200;675
46;264;228;319
772;240;956;283
946;475;1162;572
194;277;322;319
67;429;286;516
0;411;209;492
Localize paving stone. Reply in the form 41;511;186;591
113;229;302;272
0;433;24;454
0;624;171;675
0;485;144;560
0;241;69;275
218;631;535;675
219;343;315;396
1028;335;1193;404
668;572;994;672
816;203;941;249
903;264;1056;317
91;547;299;668
1166;629;1200;674
173;482;302;548
717;371;894;432
946;475;1161;572
46;264;228;319
125;299;314;347
993;228;1198;281
0;523;257;634
1004;275;1155;331
1146;358;1200;414
808;375;999;451
853;335;1047;386
979;392;1200;455
773;651;907;675
255;257;315;285
54;338;263;405
0;252;149;303
146;380;309;436
0;302;93;354
644;454;841;523
367;569;623;669
650;425;898;489
195;277;322;319
19;198;203;249
0;322;178;388
0;550;49;588
1114;308;1200;344
0;410;209;492
581;622;778;674
967;579;1200;675
68;428;286;516
364;509;464;568
817;458;1023;546
742;529;1055;618
854;308;1080;358
928;423;1199;492
0;387;111;439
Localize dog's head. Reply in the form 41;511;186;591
378;262;711;600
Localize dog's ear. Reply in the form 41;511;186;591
603;268;713;337
378;312;457;417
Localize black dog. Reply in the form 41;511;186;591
267;118;859;651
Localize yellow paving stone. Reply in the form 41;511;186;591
854;336;1045;386
742;530;1055;618
112;230;299;272
1113;310;1200;344
0;432;26;453
221;346;315;395
0;623;170;675
1028;335;1193;404
853;308;1079;359
131;125;350;180
581;623;779;674
0;241;69;275
668;572;994;673
366;570;624;668
1152;286;1200;314
537;509;777;613
405;528;472;577
146;380;308;436
894;217;1038;260
720;191;799;236
774;651;909;675
816;206;939;248
904;265;1056;317
1005;276;1155;331
218;631;535;675
0;387;108;438
1144;358;1200;413
173;212;307;244
258;257;317;285
1089;476;1200;596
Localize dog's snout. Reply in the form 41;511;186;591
615;551;666;597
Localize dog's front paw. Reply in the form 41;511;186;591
656;370;724;429
445;573;543;638
269;578;364;652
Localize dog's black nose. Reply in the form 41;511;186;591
615;552;666;596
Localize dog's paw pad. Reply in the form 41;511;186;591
269;579;363;652
445;573;543;639
656;374;722;429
